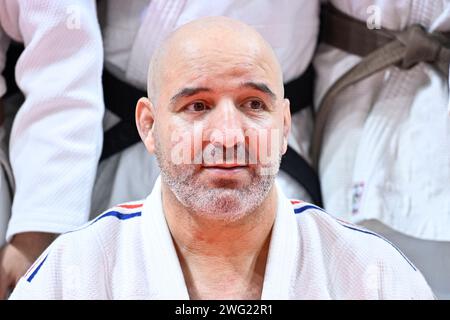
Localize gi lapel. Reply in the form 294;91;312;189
261;184;300;299
141;176;190;299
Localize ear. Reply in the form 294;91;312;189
281;98;291;155
135;97;156;154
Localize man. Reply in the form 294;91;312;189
10;17;433;299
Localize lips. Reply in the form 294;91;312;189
202;164;247;169
201;164;250;179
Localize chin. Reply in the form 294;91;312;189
190;189;254;222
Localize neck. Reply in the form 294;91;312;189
162;183;278;299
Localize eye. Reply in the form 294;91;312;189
185;101;209;112
242;99;266;111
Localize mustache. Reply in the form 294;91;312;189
166;126;283;167
200;142;251;166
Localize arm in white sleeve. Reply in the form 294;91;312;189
4;0;104;241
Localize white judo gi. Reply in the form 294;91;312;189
10;176;434;300
315;0;450;298
316;0;450;241
0;0;104;245
91;0;320;215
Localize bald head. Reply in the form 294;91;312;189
147;16;284;104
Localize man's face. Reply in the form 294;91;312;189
149;35;290;221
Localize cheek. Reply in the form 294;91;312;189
166;119;202;165
244;117;283;164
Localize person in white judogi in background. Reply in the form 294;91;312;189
10;17;434;300
314;0;450;299
0;0;103;298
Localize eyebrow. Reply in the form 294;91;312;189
170;87;212;104
169;81;277;105
240;82;276;100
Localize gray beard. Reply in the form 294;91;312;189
154;137;281;222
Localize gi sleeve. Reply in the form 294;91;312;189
3;0;104;241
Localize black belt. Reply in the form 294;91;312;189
4;42;23;99
101;70;143;161
280;145;322;206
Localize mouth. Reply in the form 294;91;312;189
202;164;247;169
201;164;249;177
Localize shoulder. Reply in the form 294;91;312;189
58;200;145;257
288;200;434;299
289;200;413;265
68;200;145;238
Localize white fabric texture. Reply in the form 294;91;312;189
361;219;450;300
93;0;319;212
10;177;434;299
102;0;319;89
0;0;104;241
315;0;450;240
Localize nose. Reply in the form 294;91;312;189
207;98;245;148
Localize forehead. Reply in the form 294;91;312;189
159;40;280;97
